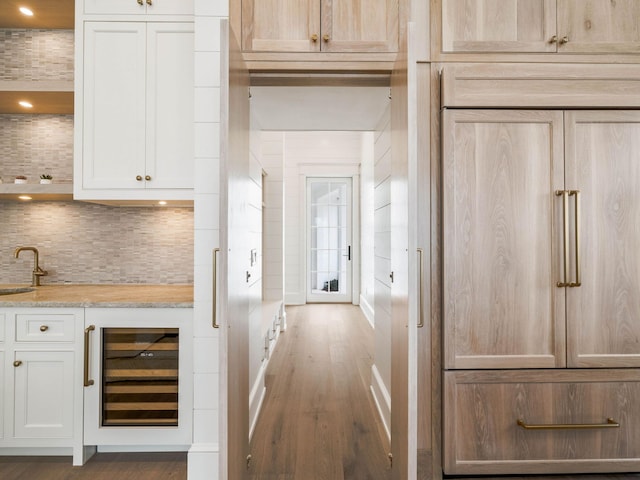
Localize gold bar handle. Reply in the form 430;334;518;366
556;190;569;287
518;417;619;430
417;248;424;328
212;248;220;329
84;325;95;387
569;190;581;287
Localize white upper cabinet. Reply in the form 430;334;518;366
77;22;194;202
442;0;640;54
84;0;193;16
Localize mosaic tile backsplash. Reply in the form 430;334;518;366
0;29;74;81
0;202;194;285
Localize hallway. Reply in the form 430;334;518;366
248;304;391;480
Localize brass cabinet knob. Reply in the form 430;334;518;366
323;34;330;42
560;35;569;44
137;0;143;4
136;175;143;181
311;34;318;42
40;325;49;332
146;0;152;5
145;175;151;181
13;360;22;367
549;35;558;44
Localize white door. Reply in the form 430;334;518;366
306;177;353;303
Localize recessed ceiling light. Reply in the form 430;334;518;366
19;6;34;16
18;195;33;201
158;201;168;205
19;100;33;108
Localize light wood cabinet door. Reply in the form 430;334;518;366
565;111;640;367
557;0;640;53
442;0;557;52
242;0;321;52
443;109;565;369
320;0;398;52
241;0;397;52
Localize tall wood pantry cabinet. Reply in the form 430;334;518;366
241;0;398;52
441;108;640;474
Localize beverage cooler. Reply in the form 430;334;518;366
83;309;192;447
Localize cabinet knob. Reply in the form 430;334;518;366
560;35;569;45
136;175;143;181
311;34;318;42
13;360;22;367
145;175;151;181
40;325;49;332
323;34;330;42
549;35;558;44
137;0;143;4
146;0;152;5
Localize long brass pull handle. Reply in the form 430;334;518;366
417;248;424;328
84;325;95;387
518;417;619;430
569;190;581;287
556;190;570;287
212;248;220;328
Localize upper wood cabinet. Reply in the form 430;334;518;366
443;109;640;370
84;0;193;16
242;0;398;53
442;0;640;53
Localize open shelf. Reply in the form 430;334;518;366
0;81;74;114
0;183;73;201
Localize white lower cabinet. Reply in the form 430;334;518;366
0;308;84;464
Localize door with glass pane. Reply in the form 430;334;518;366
307;178;352;303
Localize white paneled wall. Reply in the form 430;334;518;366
371;105;392;440
359;132;376;326
189;1;227;478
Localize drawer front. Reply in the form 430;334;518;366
444;369;640;475
15;313;76;342
0;313;4;343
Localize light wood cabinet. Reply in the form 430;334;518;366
442;0;640;53
76;21;194;203
242;0;398;53
444;369;640;475
444;109;640;370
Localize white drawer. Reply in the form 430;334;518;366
444;369;640;475
15;313;76;343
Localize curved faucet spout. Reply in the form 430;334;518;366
14;246;48;286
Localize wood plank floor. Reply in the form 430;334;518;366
0;452;186;480
249;303;392;480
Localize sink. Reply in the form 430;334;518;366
0;287;35;296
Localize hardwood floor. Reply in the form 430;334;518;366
0;452;186;480
249;303;391;480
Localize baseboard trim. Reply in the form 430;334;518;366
370;364;391;442
359;294;374;328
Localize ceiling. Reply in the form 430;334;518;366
0;0;74;29
250;86;390;131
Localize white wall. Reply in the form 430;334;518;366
371;105;392;440
359;132;375;326
283;131;364;305
189;1;226;478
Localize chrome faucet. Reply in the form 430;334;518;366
14;246;48;286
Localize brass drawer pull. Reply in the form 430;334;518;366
13;360;22;367
517;417;619;430
40;325;49;332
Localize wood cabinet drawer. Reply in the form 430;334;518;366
444;369;640;475
15;313;76;342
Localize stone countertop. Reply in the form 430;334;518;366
0;284;193;308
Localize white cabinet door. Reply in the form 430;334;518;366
145;23;194;190
82;22;147;190
80;22;194;196
84;0;193;16
13;351;74;439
